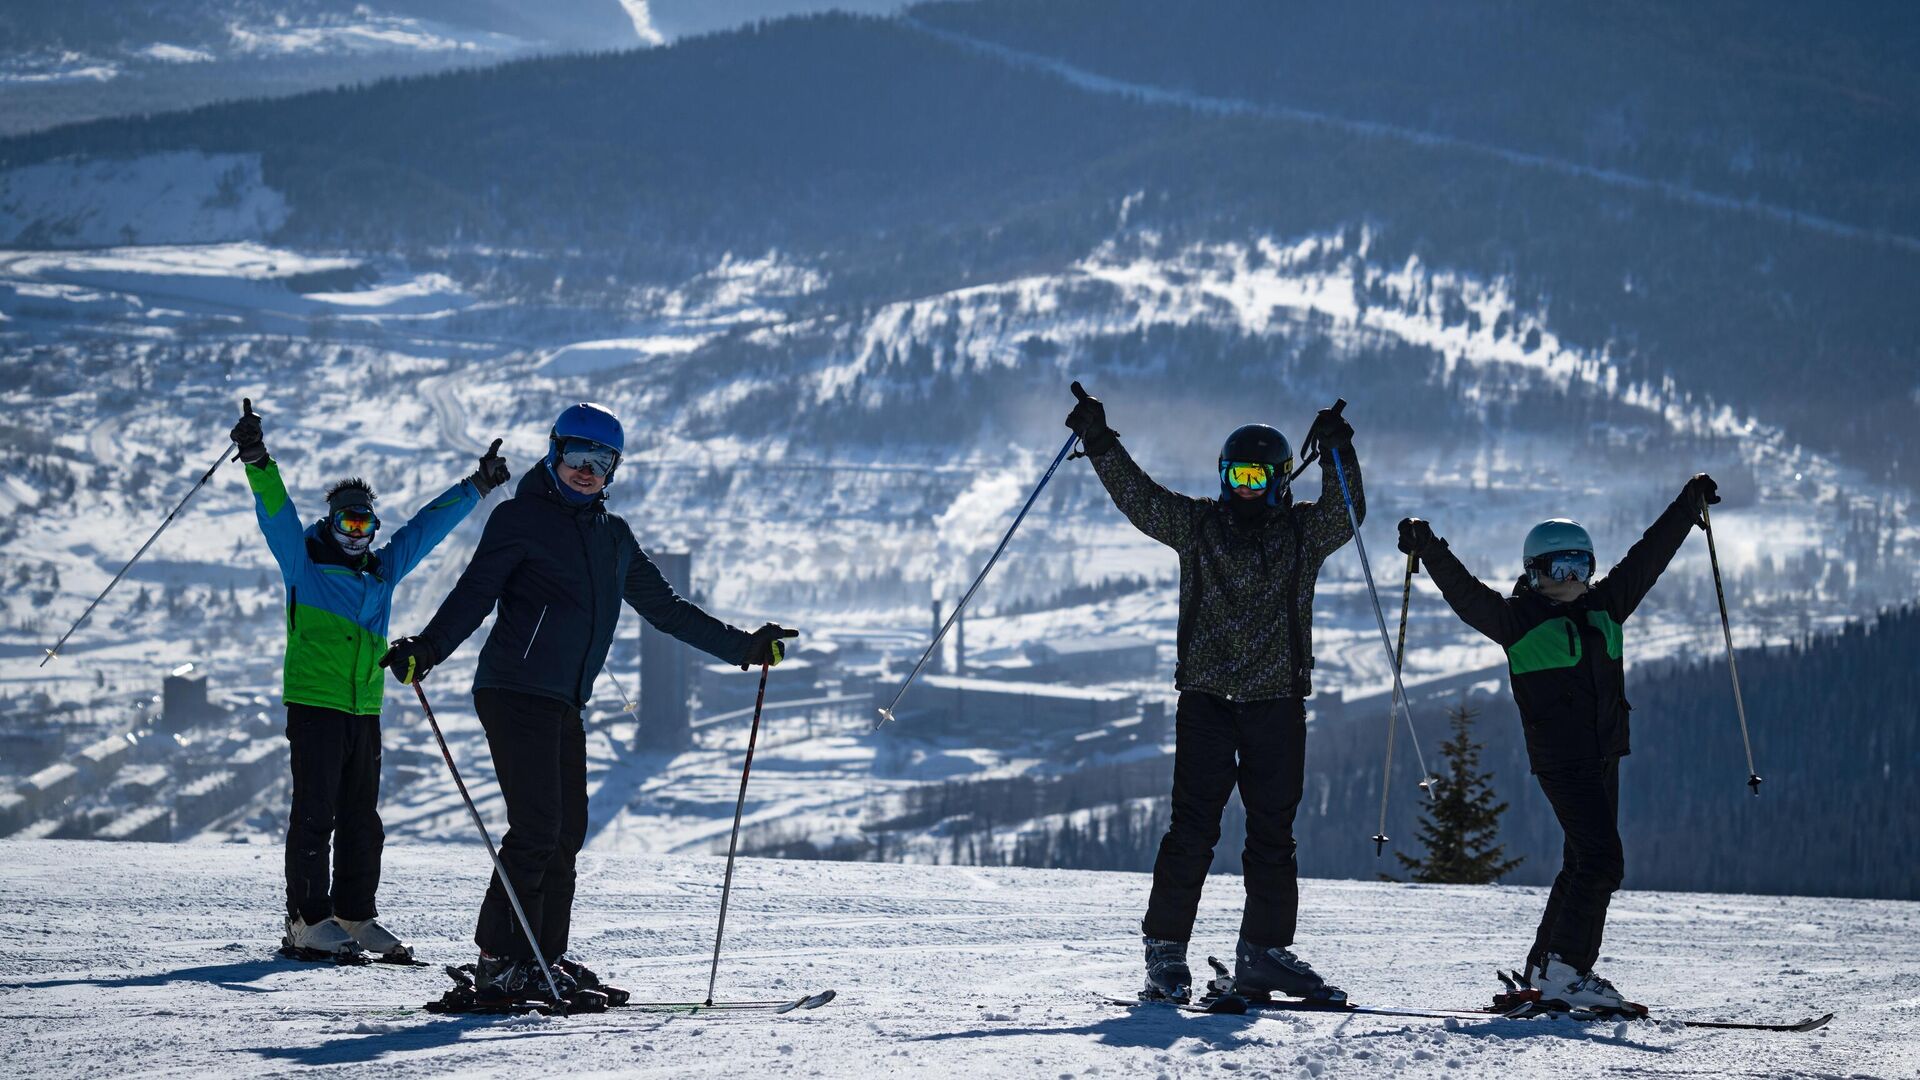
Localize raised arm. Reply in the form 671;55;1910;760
622;529;755;666
1298;442;1362;560
232;400;306;575
1401;519;1527;647
1595;474;1716;623
1067;382;1201;550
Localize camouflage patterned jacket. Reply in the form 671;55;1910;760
1088;439;1361;701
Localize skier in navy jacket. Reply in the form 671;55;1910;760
382;402;796;999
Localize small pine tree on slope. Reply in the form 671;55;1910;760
1397;699;1524;884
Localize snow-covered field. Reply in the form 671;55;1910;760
0;839;1912;1078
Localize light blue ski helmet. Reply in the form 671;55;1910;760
1523;518;1593;562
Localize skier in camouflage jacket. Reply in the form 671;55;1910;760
1066;381;1361;1004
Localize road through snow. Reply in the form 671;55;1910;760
1;839;1912;1078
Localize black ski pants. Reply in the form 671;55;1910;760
473;688;589;962
1528;756;1623;973
1143;692;1306;947
284;705;384;923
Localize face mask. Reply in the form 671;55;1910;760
332;526;373;556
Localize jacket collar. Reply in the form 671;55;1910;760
520;462;606;514
304;522;382;577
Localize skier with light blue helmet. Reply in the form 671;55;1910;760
1396;473;1720;1016
381;402;797;1002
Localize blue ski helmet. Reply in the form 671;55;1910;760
545;402;625;502
1218;424;1293;506
551;402;624;455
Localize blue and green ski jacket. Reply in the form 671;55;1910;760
248;459;483;715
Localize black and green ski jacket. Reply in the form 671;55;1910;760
1419;496;1697;772
1088;438;1360;702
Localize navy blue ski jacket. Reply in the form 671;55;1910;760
419;466;753;708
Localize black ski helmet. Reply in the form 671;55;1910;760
1219;424;1293;506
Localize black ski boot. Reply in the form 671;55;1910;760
554;956;630;1006
1232;938;1347;1005
1142;936;1193;1003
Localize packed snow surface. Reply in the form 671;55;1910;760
1;840;1912;1078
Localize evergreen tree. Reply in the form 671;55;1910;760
1396;700;1523;884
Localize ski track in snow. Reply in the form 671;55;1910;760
905;19;1920;257
0;840;1911;1078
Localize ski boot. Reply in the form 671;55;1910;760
554;956;630;1006
1141;936;1193;1003
1524;955;1646;1019
1231;938;1348;1005
281;915;364;962
336;916;415;964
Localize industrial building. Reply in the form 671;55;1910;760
875;675;1139;745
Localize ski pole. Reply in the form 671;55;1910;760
412;679;567;1006
706;660;771;1007
1372;552;1418;855
875;430;1079;729
1701;504;1762;796
41;425;241;667
1326;436;1437;799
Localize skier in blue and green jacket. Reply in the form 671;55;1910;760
231;398;509;961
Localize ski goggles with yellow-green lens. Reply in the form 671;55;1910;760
1219;460;1276;492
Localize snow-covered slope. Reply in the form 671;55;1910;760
0;839;1911;1078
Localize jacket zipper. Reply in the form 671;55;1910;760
523;605;549;660
575;515;596;702
288;585;297;631
1565;621;1577;655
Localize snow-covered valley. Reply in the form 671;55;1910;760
1;839;1913;1078
1;233;1912;886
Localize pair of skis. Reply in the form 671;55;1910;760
427;962;836;1018
1101;957;1831;1033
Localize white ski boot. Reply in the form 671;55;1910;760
1530;954;1638;1015
283;914;360;958
337;916;412;962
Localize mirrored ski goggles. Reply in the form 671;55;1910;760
331;508;380;538
1220;461;1278;492
557;439;619;477
1534;550;1595;584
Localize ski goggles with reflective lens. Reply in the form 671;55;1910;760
330;507;380;538
557;438;619;477
1533;549;1595;584
1220;461;1276;492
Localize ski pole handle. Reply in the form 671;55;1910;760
1289;398;1348;483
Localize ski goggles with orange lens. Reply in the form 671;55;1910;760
330;508;380;538
558;438;619;477
1220;461;1276;492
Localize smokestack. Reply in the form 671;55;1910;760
931;599;945;673
956;604;966;676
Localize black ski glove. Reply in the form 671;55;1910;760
1300;402;1354;462
379;636;439;685
1681;473;1720;525
1065;380;1119;456
1397;518;1436;560
230;398;268;465
741;623;799;670
470;438;510;496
